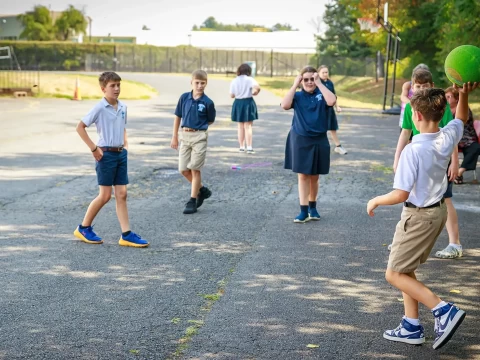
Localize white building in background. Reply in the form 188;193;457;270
138;30;317;53
189;31;317;54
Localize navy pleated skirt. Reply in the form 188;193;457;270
231;97;258;122
327;106;339;131
284;129;330;175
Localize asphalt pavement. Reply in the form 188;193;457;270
0;73;479;360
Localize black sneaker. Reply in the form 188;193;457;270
197;186;212;208
183;199;197;214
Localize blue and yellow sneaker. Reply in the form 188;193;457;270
119;231;149;248
383;318;425;345
432;302;466;349
308;208;321;221
74;225;103;244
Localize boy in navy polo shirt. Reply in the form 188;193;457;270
171;70;216;214
74;71;148;248
367;83;477;349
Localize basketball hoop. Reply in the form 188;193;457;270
357;18;381;33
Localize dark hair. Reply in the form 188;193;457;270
300;66;317;76
445;86;459;101
192;69;208;81
99;72;121;87
410;88;447;122
237;63;252;76
412;69;433;85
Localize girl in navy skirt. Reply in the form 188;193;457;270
230;63;261;154
318;65;347;155
281;66;337;223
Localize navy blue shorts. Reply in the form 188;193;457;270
95;149;129;186
444;181;453;199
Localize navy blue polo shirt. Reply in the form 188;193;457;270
291;88;328;136
321;79;335;94
174;91;216;130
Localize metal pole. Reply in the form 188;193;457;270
390;32;400;107
382;29;391;111
270;49;273;78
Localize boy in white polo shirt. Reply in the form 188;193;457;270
74;71;148;248
367;83;477;349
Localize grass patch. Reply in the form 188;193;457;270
169;277;230;359
0;72;158;100
371;164;394;175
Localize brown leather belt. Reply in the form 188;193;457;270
182;127;206;132
404;198;444;209
100;146;124;152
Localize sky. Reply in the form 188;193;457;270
1;0;328;46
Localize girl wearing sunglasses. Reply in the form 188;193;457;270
281;66;337;223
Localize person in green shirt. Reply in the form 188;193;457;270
392;69;463;260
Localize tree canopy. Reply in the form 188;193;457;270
328;0;480;79
192;17;297;32
17;4;87;41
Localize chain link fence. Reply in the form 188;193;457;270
0;42;376;77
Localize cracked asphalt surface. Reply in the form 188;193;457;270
1;73;479;360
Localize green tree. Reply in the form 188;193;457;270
17;5;54;41
271;23;297;31
317;1;371;57
55;5;87;41
435;0;480;62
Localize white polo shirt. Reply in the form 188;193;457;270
82;98;127;147
229;75;259;99
394;119;464;207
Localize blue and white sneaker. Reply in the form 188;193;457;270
308;208;321;220
432;303;466;349
294;212;310;223
383;318;425;345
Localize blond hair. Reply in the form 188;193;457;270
192;70;208;81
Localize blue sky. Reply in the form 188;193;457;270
2;0;328;46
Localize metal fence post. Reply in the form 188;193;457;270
270;49;273;78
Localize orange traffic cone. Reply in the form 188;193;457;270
72;76;81;101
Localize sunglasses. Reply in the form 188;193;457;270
303;77;315;83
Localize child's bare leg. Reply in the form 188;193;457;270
309;175;319;202
114;185;130;232
191;170;202;198
445;198;461;245
244;121;253;148
82;186;112;226
237;122;245;148
402;272;419;318
330;130;341;146
386;269;441;309
182;169;203;189
297;174;310;205
181;169;192;182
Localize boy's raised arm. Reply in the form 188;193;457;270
455;82;478;124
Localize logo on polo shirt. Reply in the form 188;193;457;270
198;104;206;112
316;94;323;102
121;111;125;119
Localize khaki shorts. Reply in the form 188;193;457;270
179;130;208;172
388;202;447;273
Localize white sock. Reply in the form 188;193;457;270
449;244;462;250
247;146;253;151
403;316;420;326
432;301;448;311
